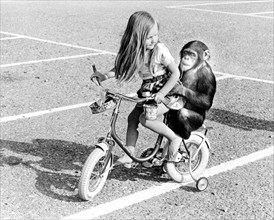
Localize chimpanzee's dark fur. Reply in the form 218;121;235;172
167;41;216;139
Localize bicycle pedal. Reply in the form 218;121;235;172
152;158;164;166
174;153;182;163
131;162;139;168
142;161;153;168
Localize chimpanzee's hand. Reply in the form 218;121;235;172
154;91;165;104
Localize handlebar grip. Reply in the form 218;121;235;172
91;64;101;86
92;64;97;73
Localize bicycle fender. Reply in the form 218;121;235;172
95;142;109;153
189;131;211;150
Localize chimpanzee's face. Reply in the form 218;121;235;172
179;49;198;72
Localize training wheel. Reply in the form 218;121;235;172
196;177;209;191
162;165;167;173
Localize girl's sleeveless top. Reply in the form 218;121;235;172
138;43;174;80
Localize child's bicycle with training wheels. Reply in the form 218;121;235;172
78;65;212;201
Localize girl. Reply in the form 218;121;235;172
91;11;182;168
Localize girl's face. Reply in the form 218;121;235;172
145;22;158;51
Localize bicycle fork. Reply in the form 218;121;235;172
95;133;115;175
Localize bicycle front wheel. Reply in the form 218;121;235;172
78;148;111;201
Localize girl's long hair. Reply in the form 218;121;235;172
115;11;157;83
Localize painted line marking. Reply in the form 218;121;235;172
167;7;273;19
0;31;117;55
166;1;273;8
0;102;93;123
215;75;235;81
61;146;274;220
1;52;106;68
0;93;135;123
1;75;273;123
0;36;24;41
215;71;274;84
0;31;116;68
165;0;274;19
247;11;274;15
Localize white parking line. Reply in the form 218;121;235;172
1;75;273;123
0;93;135;123
165;0;274;19
0;31;117;55
215;71;274;84
167;7;273;19
61;146;274;220
0;102;93;123
215;75;235;81
0;31;116;68
247;11;274;15
0;36;23;40
166;0;273;8
1;52;106;68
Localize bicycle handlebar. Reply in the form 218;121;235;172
106;91;154;104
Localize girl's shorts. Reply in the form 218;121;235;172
137;74;169;98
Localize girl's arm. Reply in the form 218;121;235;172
158;62;180;97
104;67;116;79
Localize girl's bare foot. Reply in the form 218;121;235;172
115;146;135;168
168;136;182;161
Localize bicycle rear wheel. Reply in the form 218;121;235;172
78;148;112;201
164;133;209;183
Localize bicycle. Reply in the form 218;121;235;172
78;66;211;201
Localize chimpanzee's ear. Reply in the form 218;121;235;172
203;50;210;61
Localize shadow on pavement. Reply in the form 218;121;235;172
208;108;274;132
0;139;92;202
0;139;168;203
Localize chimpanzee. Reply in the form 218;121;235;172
167;40;217;139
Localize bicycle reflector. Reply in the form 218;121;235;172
90;98;116;114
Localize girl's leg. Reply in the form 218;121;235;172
116;105;143;168
139;103;182;160
126;106;143;147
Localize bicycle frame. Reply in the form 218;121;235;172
94;90;211;174
91;91;163;174
100;92;164;164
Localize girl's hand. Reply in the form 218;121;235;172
90;71;108;86
154;91;165;104
98;87;108;105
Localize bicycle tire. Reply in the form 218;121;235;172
164;133;209;183
78;148;111;201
